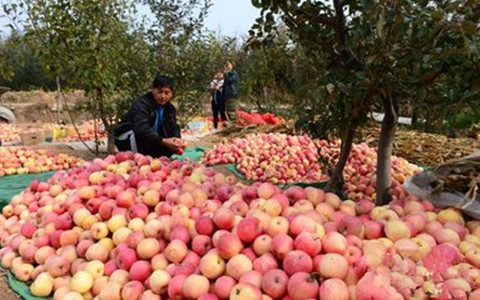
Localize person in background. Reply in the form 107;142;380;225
223;60;240;125
210;70;227;130
114;75;185;157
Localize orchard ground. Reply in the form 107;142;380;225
0;272;20;300
0;91;478;299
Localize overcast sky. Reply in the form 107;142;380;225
0;1;261;38
205;1;260;36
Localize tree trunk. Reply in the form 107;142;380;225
98;115;115;155
99;118;116;154
375;95;398;205
423;115;434;133
95;87;117;154
256;98;264;112
325;117;359;192
107;130;116;154
55;77;96;154
93;116;100;156
411;105;418;125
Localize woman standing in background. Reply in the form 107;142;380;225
223;60;240;125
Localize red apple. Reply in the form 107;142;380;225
261;269;288;299
237;217;262;243
287;272;319;300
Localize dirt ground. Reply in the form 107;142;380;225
0;90;90;124
0;271;20;300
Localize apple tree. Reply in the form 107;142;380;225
0;34;56;90
0;36;15;83
241;27;311;112
3;0;152;154
250;0;480;204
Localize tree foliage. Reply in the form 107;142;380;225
139;0;242;124
250;0;480;203
0;40;14;83
4;0;153;153
3;0;257;148
3;0;478;192
2;0;250;129
0;34;56;90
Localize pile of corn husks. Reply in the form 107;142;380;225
359;126;480;167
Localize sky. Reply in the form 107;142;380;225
0;1;261;38
204;1;260;37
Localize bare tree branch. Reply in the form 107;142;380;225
333;0;346;45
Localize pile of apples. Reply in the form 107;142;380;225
202;133;340;184
54;120;108;142
202;134;421;202
342;143;422;203
0;120;108;145
0;152;479;299
0;147;84;177
0;124;22;144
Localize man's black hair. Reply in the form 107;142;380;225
152;75;175;92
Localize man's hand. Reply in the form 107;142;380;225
162;138;187;153
161;138;180;152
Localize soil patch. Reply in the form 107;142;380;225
0;271;20;300
0;90;90;124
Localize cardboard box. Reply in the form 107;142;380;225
20;131;45;146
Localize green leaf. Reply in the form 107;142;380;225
462;21;477;35
251;0;263;9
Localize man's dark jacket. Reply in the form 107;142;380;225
115;92;181;157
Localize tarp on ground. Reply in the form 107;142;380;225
0;171;56;209
405;151;480;220
0;172;56;299
171;147;205;162
0;106;16;123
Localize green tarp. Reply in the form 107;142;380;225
171;146;205;162
0;171;56;210
0;173;56;299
